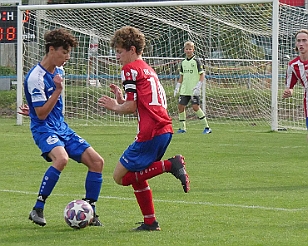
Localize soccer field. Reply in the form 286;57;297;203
1;118;308;246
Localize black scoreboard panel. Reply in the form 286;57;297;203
0;6;36;43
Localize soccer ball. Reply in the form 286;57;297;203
64;200;94;229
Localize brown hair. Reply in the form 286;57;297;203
44;28;78;54
110;26;145;55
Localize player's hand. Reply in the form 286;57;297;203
18;104;30;116
192;88;201;96
110;84;124;103
174;83;181;97
192;81;202;96
282;88;293;99
53;74;63;90
98;95;118;111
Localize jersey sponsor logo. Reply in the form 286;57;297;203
46;135;59;145
183;69;194;74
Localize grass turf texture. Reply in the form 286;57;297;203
1;117;308;246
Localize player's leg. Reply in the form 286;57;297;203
132;180;161;231
113;137;168;230
67;134;104;226
192;96;211;134
113;160;160;230
119;133;190;192
177;96;189;133
29;133;68;226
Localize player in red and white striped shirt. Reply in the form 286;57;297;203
283;29;308;129
98;26;190;231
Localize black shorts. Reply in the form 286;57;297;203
178;95;200;106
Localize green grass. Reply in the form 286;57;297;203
1;118;308;245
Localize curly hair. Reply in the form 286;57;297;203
44;28;78;54
110;26;145;55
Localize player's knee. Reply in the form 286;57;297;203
178;105;185;112
88;156;104;173
53;156;69;171
113;173;122;185
192;105;200;111
95;156;104;172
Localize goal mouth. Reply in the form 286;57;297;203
15;1;305;130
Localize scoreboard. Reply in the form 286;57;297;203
0;6;36;43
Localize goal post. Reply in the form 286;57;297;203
17;0;284;129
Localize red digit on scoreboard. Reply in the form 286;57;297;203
0;27;3;41
6;26;16;41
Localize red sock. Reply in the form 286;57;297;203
122;160;172;186
132;180;155;225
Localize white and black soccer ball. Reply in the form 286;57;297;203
64;199;94;229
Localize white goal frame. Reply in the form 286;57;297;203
16;0;279;130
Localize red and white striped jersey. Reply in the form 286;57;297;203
286;56;308;117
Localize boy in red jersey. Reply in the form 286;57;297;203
283;29;308;129
98;26;190;231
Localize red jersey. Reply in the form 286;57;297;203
286;56;308;117
121;59;173;142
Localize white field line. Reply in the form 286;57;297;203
1;189;306;212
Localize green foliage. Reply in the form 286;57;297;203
0;66;16;76
1;118;308;245
0;91;16;116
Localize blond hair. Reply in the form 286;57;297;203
295;29;308;52
184;41;194;48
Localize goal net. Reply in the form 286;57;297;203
16;0;305;130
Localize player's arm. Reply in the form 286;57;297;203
110;83;125;104
178;74;183;84
174;75;182;97
174;64;184;97
192;58;205;96
35;74;63;120
199;71;205;82
98;95;136;114
98;79;137;114
282;64;297;99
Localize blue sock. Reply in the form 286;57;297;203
85;171;103;213
34;166;61;209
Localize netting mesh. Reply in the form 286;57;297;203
19;2;308;129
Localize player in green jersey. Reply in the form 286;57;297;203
174;41;211;134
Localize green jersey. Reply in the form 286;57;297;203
179;55;204;96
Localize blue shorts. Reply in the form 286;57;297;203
33;129;90;163
120;133;172;172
